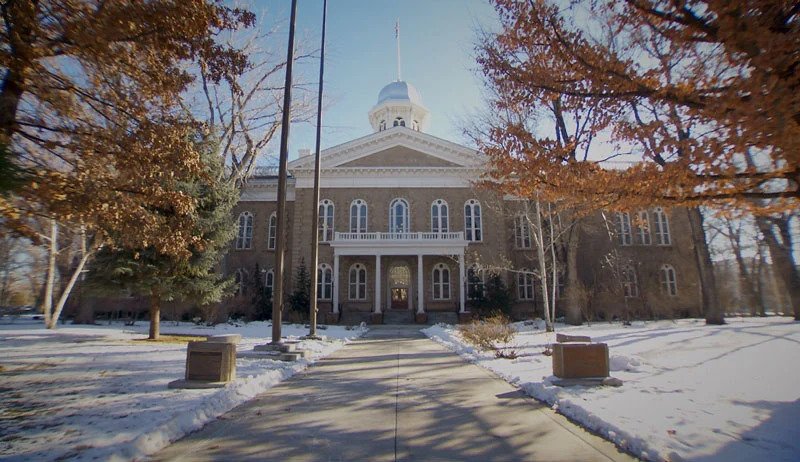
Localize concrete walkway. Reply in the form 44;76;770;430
154;325;636;462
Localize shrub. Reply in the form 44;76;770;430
458;312;517;354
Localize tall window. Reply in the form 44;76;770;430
660;264;678;296
235;212;254;249
616;212;632;246
393;117;405;127
350;199;368;233
264;269;274;300
517;271;534;300
621;265;639;297
267;213;277;250
318;199;334;242
653;208;671;245
431;199;449;233
379;120;386;131
432;263;451;300
318;263;333;300
349;263;367;300
235;268;248;295
637;210;652;245
389;198;409;233
467;264;485;299
515;215;531;249
464;199;482;241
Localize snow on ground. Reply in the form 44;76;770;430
423;317;800;462
0;317;367;462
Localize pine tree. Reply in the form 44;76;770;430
289;262;311;322
251;263;273;321
86;135;237;339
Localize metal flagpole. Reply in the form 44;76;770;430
271;0;298;345
395;19;401;81
306;0;328;339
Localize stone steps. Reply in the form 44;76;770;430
382;310;414;325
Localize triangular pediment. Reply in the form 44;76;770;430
288;126;485;171
338;145;460;168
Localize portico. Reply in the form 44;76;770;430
331;232;468;318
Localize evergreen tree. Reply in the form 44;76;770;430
288;262;311;322
86;135;237;339
251;263;273;321
474;272;513;318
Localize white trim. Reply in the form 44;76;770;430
267;212;277;250
389;198;410;233
431;199;449;233
348;263;367;301
293;167;483;189
350;199;368;233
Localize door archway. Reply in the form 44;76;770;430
388;263;411;310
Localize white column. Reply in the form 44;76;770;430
458;251;466;313
333;253;340;314
374;254;382;313
417;254;424;314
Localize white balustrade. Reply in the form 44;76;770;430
334;231;464;242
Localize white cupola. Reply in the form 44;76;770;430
368;80;430;133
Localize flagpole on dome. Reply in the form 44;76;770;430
395;18;402;81
304;0;328;340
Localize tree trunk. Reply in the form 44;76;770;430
686;208;724;324
48;248;93;329
43;220;57;327
533;200;553;332
756;217;800;320
564;225;583;325
725;221;759;315
149;294;161;340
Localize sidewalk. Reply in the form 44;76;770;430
153;325;636;461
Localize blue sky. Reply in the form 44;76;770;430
256;0;497;161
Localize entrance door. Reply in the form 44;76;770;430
388;263;411;310
391;288;408;309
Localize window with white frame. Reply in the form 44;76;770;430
264;269;274;300
318;263;333;300
235;211;254;249
637;210;652;245
515;215;532;248
389;198;409;233
267;213;277;250
235;268;248;295
660;264;678;296
653;208;671;245
464;199;482;241
466;264;485;299
350;199;368;233
348;263;367;300
616;212;632;246
621;265;639;297
517;271;534;300
379;120;386;131
432;263;451;300
318;199;334;242
431;199;449;233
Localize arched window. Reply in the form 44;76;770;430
660;264;678;296
431;199;449;233
389;198;409;233
235;211;254;249
350;199;368;233
349;263;367;300
379;120;387;131
393;117;405;127
467;264;485;300
616;212;632;246
267;212;277;250
637;210;652;245
464;199;482;241
318;199;334;242
264;269;274;300
621;265;639;298
653;208;671;245
517;270;534;300
515;215;531;249
432;263;451;300
318;263;333;300
235;268;249;296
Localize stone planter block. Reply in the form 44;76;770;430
185;341;236;383
552;343;609;379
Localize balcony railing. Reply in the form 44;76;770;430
334;232;464;241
